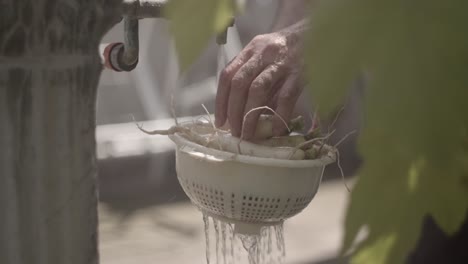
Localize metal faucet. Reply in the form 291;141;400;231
122;0;167;18
216;17;235;45
103;0;166;72
103;0;235;72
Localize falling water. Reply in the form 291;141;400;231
203;214;285;264
204;214;211;264
217;45;230;83
208;46;285;264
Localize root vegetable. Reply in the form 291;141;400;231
254;135;306;148
136;122;306;160
133;109;335;161
253;115;304;139
305;147;318;160
210;133;305;160
305;128;322;141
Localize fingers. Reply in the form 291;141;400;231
272;74;304;136
267;78;287;110
240;65;284;139
227;56;267;137
215;51;252;127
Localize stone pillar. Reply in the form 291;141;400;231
0;1;120;263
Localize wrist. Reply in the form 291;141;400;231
279;19;308;48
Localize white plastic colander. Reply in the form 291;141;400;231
169;125;336;235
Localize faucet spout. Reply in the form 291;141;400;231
104;0;169;71
122;0;168;19
216;18;235;45
103;0;234;71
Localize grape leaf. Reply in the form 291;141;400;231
304;0;380;114
165;0;235;72
305;0;468;263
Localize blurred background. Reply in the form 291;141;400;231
96;0;361;263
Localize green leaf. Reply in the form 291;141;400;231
306;0;468;263
352;233;397;264
165;0;235;72
304;0;380;115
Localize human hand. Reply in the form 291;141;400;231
215;21;306;140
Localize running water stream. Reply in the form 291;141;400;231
208;46;286;264
203;213;285;264
217;45;229;83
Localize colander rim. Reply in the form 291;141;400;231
169;133;336;168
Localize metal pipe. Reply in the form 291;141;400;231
102;17;139;72
103;0;168;71
122;0;167;19
103;0;237;71
122;17;139;66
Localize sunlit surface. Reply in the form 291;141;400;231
98;181;349;264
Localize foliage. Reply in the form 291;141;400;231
167;0;468;263
306;0;468;263
165;0;236;72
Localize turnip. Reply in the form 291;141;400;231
209;133;306;160
253;115;304;139
304;146;319;160
253;135;306;148
136;120;307;160
132;106;338;162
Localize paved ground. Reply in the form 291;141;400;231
98;179;351;264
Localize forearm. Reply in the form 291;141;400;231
271;0;309;31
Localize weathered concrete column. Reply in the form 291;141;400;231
0;1;120;263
